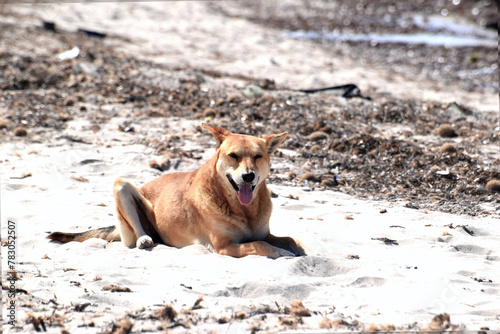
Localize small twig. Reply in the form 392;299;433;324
371;237;399;246
10;172;32;179
461;225;475;236
298;84;372;100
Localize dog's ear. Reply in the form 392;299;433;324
201;123;233;149
263;132;288;155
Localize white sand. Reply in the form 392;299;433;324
2;118;499;332
2;1;499;332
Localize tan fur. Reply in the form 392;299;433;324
48;124;305;258
47;226;120;243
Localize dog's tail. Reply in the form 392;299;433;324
47;226;121;243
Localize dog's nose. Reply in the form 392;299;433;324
242;172;255;183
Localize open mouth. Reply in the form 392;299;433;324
226;174;255;205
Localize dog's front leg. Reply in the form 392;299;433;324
264;234;306;256
215;241;295;259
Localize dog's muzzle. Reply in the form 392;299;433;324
226;174;256;205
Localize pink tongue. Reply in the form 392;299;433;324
238;184;253;205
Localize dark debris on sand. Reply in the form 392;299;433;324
1;8;498;219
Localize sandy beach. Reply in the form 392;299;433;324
1;1;499;332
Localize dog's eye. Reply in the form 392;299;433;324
254;154;263;160
228;153;238;159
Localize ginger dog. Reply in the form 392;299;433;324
48;124;305;258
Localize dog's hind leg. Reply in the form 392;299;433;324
113;177;156;249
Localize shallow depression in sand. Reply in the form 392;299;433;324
218;281;313;300
288;256;349;277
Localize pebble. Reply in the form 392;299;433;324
235;311;247;320
485;179;500;192
14;127;28;137
321;178;337;187
308;131;328;141
64;96;75;106
437;124;457;137
226;92;243;102
244;83;263;99
0;119;9;130
149;157;171;172
310;144;322;153
203;107;216;118
300;172;317;182
440;143;457;154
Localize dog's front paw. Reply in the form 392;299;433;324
136;235;154;249
275;247;295;258
291;239;307;256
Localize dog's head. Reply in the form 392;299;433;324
202;124;287;206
